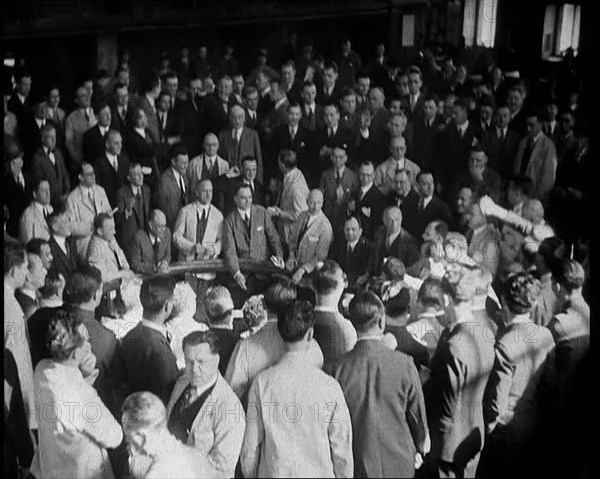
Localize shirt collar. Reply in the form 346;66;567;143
134;127;146;137
17;93;26;104
19;287;38;301
348;238;360;250
533;131;543;143
360;182;373;194
149;231;160;244
238;207;250;218
44;146;54;156
145;94;155;108
191;373;218;397
314;305;340;313
106;152;118;163
171;167;183;182
141;318;168;338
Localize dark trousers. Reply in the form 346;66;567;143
186;274;213;324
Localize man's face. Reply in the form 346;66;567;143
245;91;259;111
84;81;94;98
217;79;232;100
256;72;269;91
396;75;409;96
467;204;486;230
456;188;472;215
424;99;438;120
235;187;253;210
507;89;523;112
98;106;112;127
242;160;258;181
48;88;60;108
323;68;337;88
9;156;24;176
166;77;178;97
408;73;422;95
99;218;116;242
107;133;123;156
394;172;411;197
545;104;558;121
341;41;351;55
128;165;144;187
157;95;170;113
356;77;370;96
389;100;402;116
52;214;72;238
494;107;510;129
390;138;406;160
387;116;405;137
117;71;130;88
359;164;375;187
80;164;96;187
76;88;89;108
383;210;401;232
204;136;219;156
230;107;245;129
196;181;213;205
480;105;493;123
204;78;215;94
526;116;542;139
13;257;29;289
33;102;49;120
39;244;54;270
190;80;203;98
307;192;323;215
469;151;487;173
375;44;385;56
282;66;295;86
452;105;468;125
184;343;219;389
149;213;167;237
233;76;244;95
27;255;47;289
506;183;521;207
418;174;434;197
331;148;347;170
116;87;129;107
34;181;51;205
344;218;362;243
172;154;189;176
560;113;574;133
302;85;317;105
288;106;301;126
18;77;32;97
199;46;208;59
324;106;340;128
341;95;356;115
42;129;57;150
368;90;383;110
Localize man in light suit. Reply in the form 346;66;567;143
94;129;130;208
173;179;224;321
114;163;151;247
217;104;263;182
155;146;190;231
86;213;132;285
19;179;53;244
125;209;171;275
287;189;333;286
222;183;284;306
187;133;230;190
166;331;245;478
513;110;557;202
65;163;112;260
65;86;97;176
373;206;420;274
374;135;421;195
138;73;162;146
30;123;71;209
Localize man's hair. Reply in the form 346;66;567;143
418;277;447;309
93;101;110;117
508;174;533;197
39;267;64;299
281;59;296;71
93;212;112;232
525;108;544;121
423;93;440;104
26;238;49;256
324;102;340;113
453;99;469;112
140;276;175;316
287;101;301;111
114;81;128;92
15;70;32;83
302;80;316;90
170;145;188;160
141;72;161;94
537;236;566;275
428;220;449;240
277;300;315;343
342;87;357;99
122;391;167;431
4;242;26;275
40;123;56;137
234;183;252;196
313;260;343;295
278;149;298;169
323;61;338;73
503;272;542;314
241;155;257;166
164;70;178;83
182;331;220;355
204;285;234;325
63;265;102;305
345;215;363;229
33;177;49;193
348;290;385;333
264;275;297;316
356;71;370;81
470;143;488;156
244;85;258;97
407;65;422;77
157;90;171;102
416;169;435;183
553;259;585;293
46;310;85;362
384;287;411;318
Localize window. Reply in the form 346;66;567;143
542;3;581;59
402;14;416;47
462;0;498;47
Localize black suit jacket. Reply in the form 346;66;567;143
299;103;326;132
201;93;239;135
30;147;71;208
404;195;452;240
3;172;33;238
356;128;390;167
331;237;375;288
314;125;356;176
316;83;343;106
126;228;171;275
125;128;159;187
48;235;78;279
385;188;420;235
352;185;386;240
437;123;478;197
115;184;152;246
82;124;110;165
93;153;130;208
410;117;443;169
269;124;315;183
373;226;421;274
483;127;521;178
19;114;53;161
7;93;30;126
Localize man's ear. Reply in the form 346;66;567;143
306;326;314;343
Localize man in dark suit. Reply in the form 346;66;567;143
179;78;205;159
299;81;325;132
483;105;520;178
7;71;32;127
18;94;52;162
120;276;179;405
316;61;343;106
3;143;33;239
82;102;113;165
30;123;71;209
218;156;265;216
93;130;130;208
347;161;385;240
325;290;429;478
385;168;420;229
373;206;420;274
314;104;355;177
331;216;375;290
125;209;171;275
110;82;131;134
507;84;528;137
406;67;426;124
436;100;478;200
280;60;303;104
334;38;363;89
243;86;262;132
154;146;190;231
126;107;160;188
222;183;284;306
115;163;152;247
201;76;239;135
155;91;183;170
453;144;502;203
410;94;442;169
47;212;78;279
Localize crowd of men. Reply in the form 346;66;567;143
3;34;590;479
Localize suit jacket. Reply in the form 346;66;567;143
114;184;151;247
66;185;112;259
483;126;521;178
351;184;386;240
30;147;70;208
120;322;180;405
138;95;160;145
19;202;53;244
86;233;130;284
201;93;239;135
314;125;356;175
82;125;108;165
222;205;283;275
126;127;159;185
269;124;315;182
454;167;502;204
187;154;230;189
513;133;557;200
299;103;326;132
428;320;495;467
180;98;204;158
319;167;360;238
111;107;129;135
7;93;30;125
411;117;443;169
437;122;478;195
325;340;429;478
155;168;190;231
288;210;333;273
374;157;421;195
334;51;363;89
166;373;245;478
218;176;265;216
331;237;376;288
217;127;263;182
316;82;343;106
243;108;262;132
404;195;451;240
18;115;55;161
48;235;78;279
406;92;427;123
373;226;420;273
93;152;130;208
126;227;172;275
356;127;390;166
65;109;97;170
3;171;33;238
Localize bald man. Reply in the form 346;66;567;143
218;104;263;181
125;209;172;275
374;136;421;195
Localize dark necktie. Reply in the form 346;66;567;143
243;212;251;235
499;129;505;144
152;238;160;265
419;197;426;212
336;170;342;186
158;114;165;139
346;244;353;266
43;207;50;221
308;108;314;128
231;132;240;166
196;207;208;244
113;248;123;270
297;215;310;249
521;139;535;175
396;194;405;208
179;175;186;204
290;127;295;143
89;190;97;216
246;181;254;197
328;128;333;140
